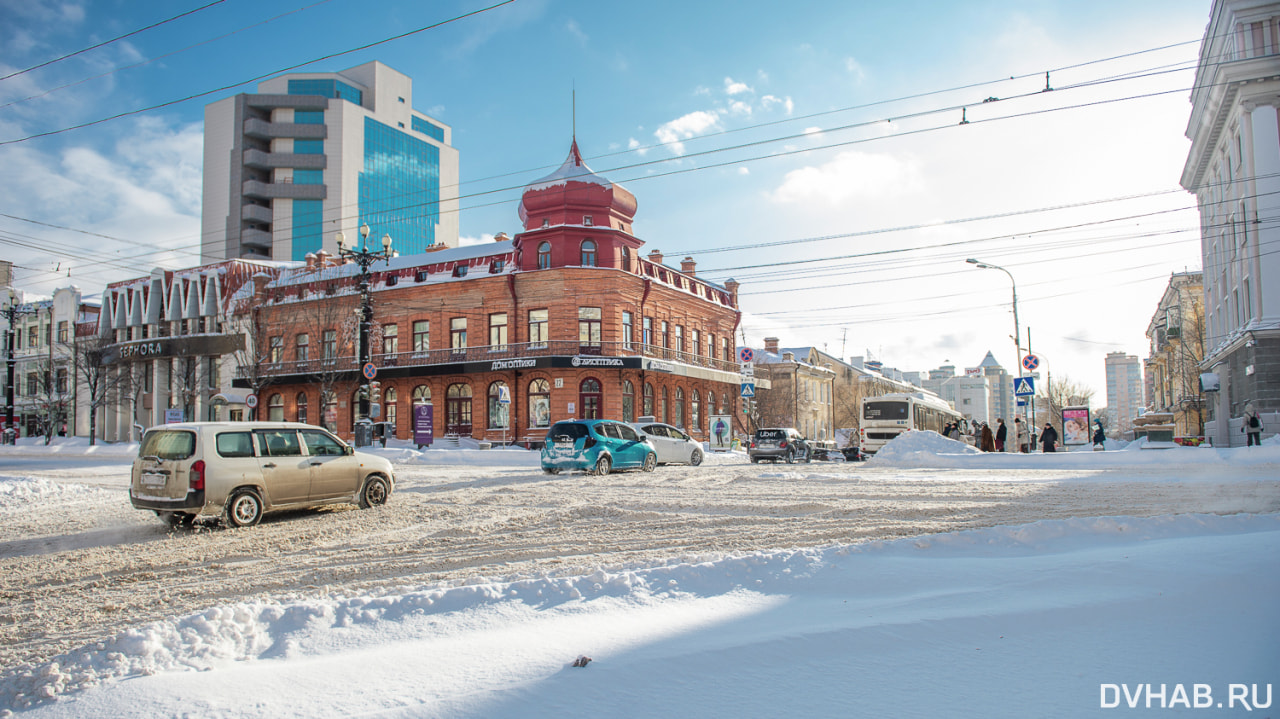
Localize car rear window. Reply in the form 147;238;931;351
618;424;641;442
140;430;196;460
216;432;255;458
756;429;785;440
548;422;588;440
641;424;668;438
599;423;621;439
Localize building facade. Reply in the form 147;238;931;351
2;286;98;439
1145;272;1207;439
748;340;836;441
202;61;459;263
1180;0;1280;445
1103;351;1144;436
91;261;293;442
244;141;743;444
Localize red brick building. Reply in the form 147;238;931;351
245;141;743;444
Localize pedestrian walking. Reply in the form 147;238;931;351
980;423;996;452
995;418;1007;452
1041;423;1059;453
1092;421;1105;451
1243;405;1263;446
1015;417;1029;453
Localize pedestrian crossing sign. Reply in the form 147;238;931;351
741;383;756;398
1014;376;1035;396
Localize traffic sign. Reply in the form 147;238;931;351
1014;376;1036;396
740;383;756;398
740;363;755;377
362;362;378;380
739;347;754;363
244;393;258;409
497;385;511;404
1022;354;1039;371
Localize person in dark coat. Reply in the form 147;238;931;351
980;423;996;452
995;418;1007;452
1092;421;1105;449
1243;407;1263;447
1041;423;1059;452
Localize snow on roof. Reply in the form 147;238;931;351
270;241;515;289
525;141;613;192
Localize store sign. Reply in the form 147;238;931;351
570;356;625;367
103;334;244;365
413;404;434;447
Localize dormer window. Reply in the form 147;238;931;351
453;264;468;278
583;215;593;226
580;239;597;267
489;259;505;273
537;242;552;269
385;274;399;287
415;269;429;282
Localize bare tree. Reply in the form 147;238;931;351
73;333;116;445
27;358;71;444
1037;374;1095;429
229;298;276;420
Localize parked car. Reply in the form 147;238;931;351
632;422;704;466
748;428;811;464
130;422;395;528
541;419;658;475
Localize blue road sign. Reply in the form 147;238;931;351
1014;376;1036;396
1022;354;1040;372
362;362;378;380
740;383;756;398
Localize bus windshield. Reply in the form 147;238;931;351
863;401;909;421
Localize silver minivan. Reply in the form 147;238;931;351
131;421;395;528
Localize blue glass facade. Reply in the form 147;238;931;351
293;139;323;154
287;79;363;106
292;199;324;259
294;110;324;124
293;169;323;184
412;116;445;142
360;117;439;253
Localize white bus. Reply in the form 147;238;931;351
858;392;964;455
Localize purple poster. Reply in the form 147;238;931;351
413;404;434;447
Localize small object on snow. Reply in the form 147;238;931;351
572;655;592;668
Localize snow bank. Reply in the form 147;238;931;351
0;436;138;460
3;512;1275;714
867;428;1280;470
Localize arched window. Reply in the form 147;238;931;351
691;389;700;431
580;239;596;267
643;382;655;418
674;387;685;428
579;377;602;419
537;242;552;269
622;380;635;423
487;381;510;429
322;391;337;433
296;392;309;425
412;384;432;404
661;386;669;424
529;378;551;427
384;387;397;431
268;393;284;422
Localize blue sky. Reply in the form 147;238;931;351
0;0;1212;402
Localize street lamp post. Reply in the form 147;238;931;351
335;223;394;447
3;291;33;444
966;257;1023;407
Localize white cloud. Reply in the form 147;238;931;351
458;233;495;246
566;19;587;45
724;77;752;95
727;100;752;117
844;57;866;83
761;94;794;115
803;126;823;137
628;137;648;157
769;151;923;205
653;110;721;155
738;167;750;175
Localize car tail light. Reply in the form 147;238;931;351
584;435;597;449
780;440;788;449
189;460;205;491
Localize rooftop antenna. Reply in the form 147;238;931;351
572;82;576;141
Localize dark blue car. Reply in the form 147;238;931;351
541;419;658;475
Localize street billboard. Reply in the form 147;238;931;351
1061;406;1091;446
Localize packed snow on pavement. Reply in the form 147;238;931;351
0;431;1277;717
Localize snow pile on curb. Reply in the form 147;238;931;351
867;430;981;464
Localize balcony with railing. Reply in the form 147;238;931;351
237;340;740;380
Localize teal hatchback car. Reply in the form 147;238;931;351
541;419;658;475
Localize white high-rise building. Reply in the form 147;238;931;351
202;61;459;262
1104;351;1143;435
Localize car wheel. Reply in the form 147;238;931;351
358;475;390;509
543;466;560;475
593;455;612;476
804;451;812;464
224;489;263;528
750;456;758;463
689;448;703;466
785;449;795;464
160;511;196;527
642;452;657;472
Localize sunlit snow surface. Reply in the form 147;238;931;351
0;433;1276;718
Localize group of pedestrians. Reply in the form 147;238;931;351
942;416;1064;453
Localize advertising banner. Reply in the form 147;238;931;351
1061;406;1091;446
709;415;732;451
413;403;434;447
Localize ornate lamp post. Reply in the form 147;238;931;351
3;289;33;444
335;223;393;446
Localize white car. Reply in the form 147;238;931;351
632;422;704;466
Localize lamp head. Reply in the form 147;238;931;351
966;258;988;268
381;233;392;252
335;232;346;252
360;223;371;240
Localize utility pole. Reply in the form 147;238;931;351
3;295;33;444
